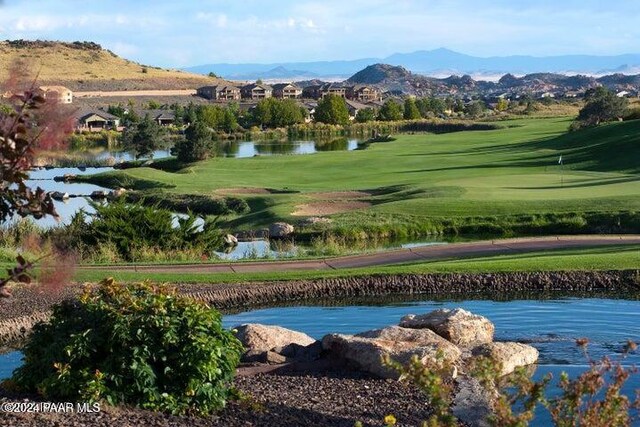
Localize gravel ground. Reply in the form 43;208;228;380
0;364;434;427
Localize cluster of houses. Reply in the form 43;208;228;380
196;82;382;102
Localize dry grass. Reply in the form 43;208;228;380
0;41;222;91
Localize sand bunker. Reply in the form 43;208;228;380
292;200;371;216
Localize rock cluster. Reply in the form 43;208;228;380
234;308;539;427
235;308;538;379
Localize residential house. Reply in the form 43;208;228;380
241;83;273;100
139;109;176;126
38;85;73;104
347;85;381;102
76;110;120;132
344;99;371;120
196;85;241;100
302;84;323;99
272;83;302;99
320;83;347;98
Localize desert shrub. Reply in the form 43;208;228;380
13;279;243;415
52;201;223;261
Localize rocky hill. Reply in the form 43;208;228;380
342;63;640;97
0;40;222;91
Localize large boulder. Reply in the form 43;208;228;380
107;187;127;200
472;342;539;376
233;323;315;355
322;326;462;379
355;325;462;362
401;308;495;347
268;222;295;238
223;234;238;246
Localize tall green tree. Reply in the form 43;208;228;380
314;94;350;125
355;107;376;123
121;114;166;159
464;101;486;118
172;121;214;162
403;98;421;120
574;87;628;128
378;100;403;121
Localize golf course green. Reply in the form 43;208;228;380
83;117;640;237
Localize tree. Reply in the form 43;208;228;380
121;114;166;159
355;107;377;123
403;98;421;120
496;98;509;112
172;121;214;162
208;71;218;78
573;87;628;128
253;98;306;128
378;100;403;121
464;100;486;118
314;94;350;125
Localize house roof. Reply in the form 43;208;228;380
243;83;273;91
345;99;370;111
272;83;300;91
39;85;72;93
75;109;119;122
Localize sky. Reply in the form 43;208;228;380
0;0;639;67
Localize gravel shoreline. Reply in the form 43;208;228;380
1;362;436;427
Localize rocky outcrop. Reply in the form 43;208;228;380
401;308;494;346
472;342;540;376
268;222;295;238
233;323;316;363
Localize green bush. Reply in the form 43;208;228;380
52;201;223;261
13;279;243;415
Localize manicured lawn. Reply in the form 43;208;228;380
84;117;640;230
74;244;640;284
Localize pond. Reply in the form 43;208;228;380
1;296;637;426
90;138;361;162
215;238;449;261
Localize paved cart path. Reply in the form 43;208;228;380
77;235;640;274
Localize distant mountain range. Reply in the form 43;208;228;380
344;63;640;98
185;48;640;81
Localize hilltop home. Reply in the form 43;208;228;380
241;83;273;100
75;110;120;132
196;85;241;100
272;83;302;99
347;85;381;102
38;85;73;104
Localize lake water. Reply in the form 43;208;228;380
90;138;360;162
1;296;637;426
